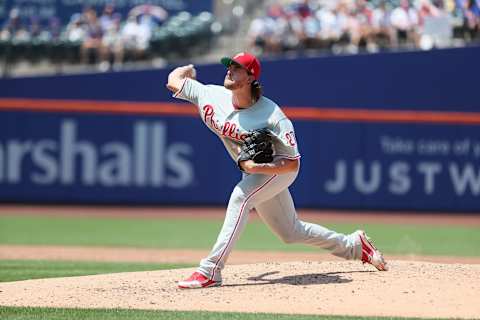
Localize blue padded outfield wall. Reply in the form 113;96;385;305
0;46;479;211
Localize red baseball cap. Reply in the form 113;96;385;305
221;52;261;80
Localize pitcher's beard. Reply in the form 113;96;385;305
224;79;237;90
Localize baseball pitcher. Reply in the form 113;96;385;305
166;52;388;289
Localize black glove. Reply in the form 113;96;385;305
237;129;274;170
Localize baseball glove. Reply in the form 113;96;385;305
237;128;274;170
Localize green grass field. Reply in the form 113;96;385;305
0;307;445;320
0;214;478;320
0;260;193;282
1;215;479;256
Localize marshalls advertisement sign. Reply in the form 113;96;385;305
0;47;479;211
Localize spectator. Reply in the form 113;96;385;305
390;0;420;47
266;4;289;53
246;16;269;54
284;6;307;50
99;4;118;33
65;14;87;43
295;0;314;19
247;4;287;54
332;2;351;47
120;14;152;61
343;1;375;53
371;0;395;48
315;4;340;46
1;8;24;41
460;0;480;40
302;13;321;49
355;0;377;52
282;14;302;51
100;14;123;70
128;4;168;24
80;7;104;65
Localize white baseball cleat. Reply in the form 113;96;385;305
178;272;222;289
357;230;388;271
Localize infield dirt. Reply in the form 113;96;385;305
0;260;479;319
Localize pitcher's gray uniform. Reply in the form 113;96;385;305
174;78;363;282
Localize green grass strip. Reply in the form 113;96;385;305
0;260;192;282
0;215;479;256
0;307;454;320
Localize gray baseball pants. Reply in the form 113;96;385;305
198;170;361;282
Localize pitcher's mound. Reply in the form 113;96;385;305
1;261;479;319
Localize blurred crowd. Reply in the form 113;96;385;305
0;4;168;71
1;0;479;71
247;0;480;55
1;8;62;43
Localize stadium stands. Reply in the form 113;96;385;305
0;0;478;76
247;0;480;55
0;6;220;75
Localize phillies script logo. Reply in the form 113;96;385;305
203;105;248;141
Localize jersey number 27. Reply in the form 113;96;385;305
285;131;296;146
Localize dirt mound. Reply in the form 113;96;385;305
1;260;479;318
